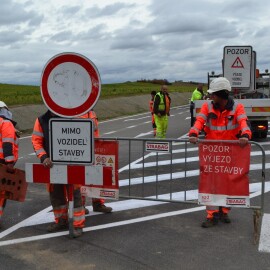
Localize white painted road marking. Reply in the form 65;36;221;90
0;182;269;246
135;131;154;138
1;186;269;248
259;214;270;253
12;123;270;251
103;131;117;135
0;206;205;247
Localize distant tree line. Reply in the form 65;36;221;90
137;79;203;85
137;79;172;85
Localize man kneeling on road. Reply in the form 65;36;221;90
189;77;251;228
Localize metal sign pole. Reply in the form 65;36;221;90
68;184;74;238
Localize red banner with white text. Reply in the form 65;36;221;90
198;142;251;207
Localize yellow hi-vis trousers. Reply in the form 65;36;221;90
154;114;168;139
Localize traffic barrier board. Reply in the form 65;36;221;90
25;164;112;185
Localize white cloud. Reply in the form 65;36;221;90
0;0;269;85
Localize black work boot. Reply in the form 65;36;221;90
84;207;90;215
201;213;219;228
220;213;231;223
93;203;112;213
218;207;231;223
73;228;83;238
47;218;68;233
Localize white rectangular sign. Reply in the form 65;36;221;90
49;118;94;164
81;187;119;200
145;141;170;153
223;46;252;88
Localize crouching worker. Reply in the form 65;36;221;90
0;101;19;225
189;77;251;228
32;110;85;237
80;110;112;214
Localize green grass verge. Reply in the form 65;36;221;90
0;81;204;106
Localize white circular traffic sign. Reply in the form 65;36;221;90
40;52;101;117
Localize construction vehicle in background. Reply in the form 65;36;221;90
194;45;270;139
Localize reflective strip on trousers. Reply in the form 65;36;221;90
73;206;85;228
53;205;68;222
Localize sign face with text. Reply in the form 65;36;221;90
198;142;251;207
49;118;94;164
223;46;252;88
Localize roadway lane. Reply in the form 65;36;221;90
0;105;270;270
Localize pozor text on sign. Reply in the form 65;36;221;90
201;144;243;175
226;48;250;55
49;118;94;164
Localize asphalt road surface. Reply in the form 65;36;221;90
0;105;270;270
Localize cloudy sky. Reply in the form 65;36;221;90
1;0;270;85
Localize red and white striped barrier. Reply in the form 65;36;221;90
25;163;112;186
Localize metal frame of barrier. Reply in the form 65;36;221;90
99;137;266;244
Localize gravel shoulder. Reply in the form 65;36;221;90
12;92;190;134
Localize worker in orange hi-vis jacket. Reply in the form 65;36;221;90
149;90;157;137
32;110;85;237
189;77;251;229
0;101;19;225
80;110;112;214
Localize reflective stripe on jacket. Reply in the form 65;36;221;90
189;99;252;140
32;118;47;159
32;110;56;160
0;117;18;163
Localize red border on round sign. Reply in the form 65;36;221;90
40;52;101;117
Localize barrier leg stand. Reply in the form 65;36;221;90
68;185;74;238
253;209;261;245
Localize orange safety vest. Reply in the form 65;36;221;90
80;111;100;137
165;94;171;115
154;92;171;116
32;118;47;159
0;117;19;163
189;100;252;140
149;99;155;124
149;99;154;113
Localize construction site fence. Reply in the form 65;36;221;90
99;137;266;213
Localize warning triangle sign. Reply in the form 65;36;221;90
108;157;114;164
231;57;244;68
